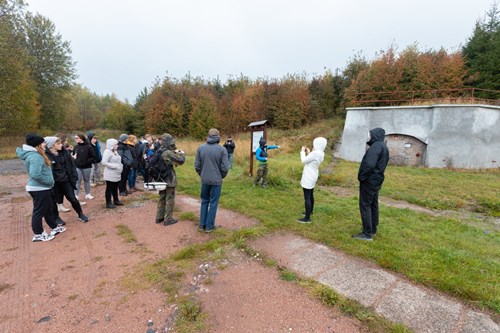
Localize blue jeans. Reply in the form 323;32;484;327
227;153;233;169
199;184;222;231
128;168;137;188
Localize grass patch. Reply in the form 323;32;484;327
179;211;198;222
175;297;207;333
309;284;411;332
115;224;137;243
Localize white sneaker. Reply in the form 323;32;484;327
85;194;95;200
57;203;70;213
50;225;67;236
90;182;97;187
32;231;54;242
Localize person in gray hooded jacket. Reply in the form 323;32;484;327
194;128;229;232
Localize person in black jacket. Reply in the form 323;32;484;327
73;133;97;201
117;133;133;196
223;136;236;169
352;127;389;241
87;131;102;186
45;137;89;223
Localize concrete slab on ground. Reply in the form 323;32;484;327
250;233;499;333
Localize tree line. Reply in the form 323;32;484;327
1;0;498;138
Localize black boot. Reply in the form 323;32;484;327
114;201;124;206
106;203;115;209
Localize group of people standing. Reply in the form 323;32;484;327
252;128;389;242
17;126;388;243
16;133;91;242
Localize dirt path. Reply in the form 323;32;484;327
0;170;362;333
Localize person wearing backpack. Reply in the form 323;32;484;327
154;133;185;226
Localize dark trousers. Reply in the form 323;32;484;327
105;181;120;204
303;187;314;219
119;165;130;193
359;182;380;236
29;190;58;234
54;181;83;215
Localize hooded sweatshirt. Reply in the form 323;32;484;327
101;139;123;182
358;127;390;189
194;135;229;185
16;145;54;191
300;137;327;189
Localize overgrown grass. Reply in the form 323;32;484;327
173;118;500;313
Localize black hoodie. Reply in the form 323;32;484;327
357;128;389;189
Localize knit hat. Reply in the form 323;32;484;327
259;137;267;147
26;133;44;147
119;133;128;142
44;136;58;149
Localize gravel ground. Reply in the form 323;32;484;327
0;159;26;175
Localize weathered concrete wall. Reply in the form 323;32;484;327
336;104;500;168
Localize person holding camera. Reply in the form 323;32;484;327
155;133;186;226
223;136;236;169
298;137;327;223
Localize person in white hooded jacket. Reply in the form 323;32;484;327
101;138;124;209
298;137;327;223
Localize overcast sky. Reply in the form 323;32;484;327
26;0;493;102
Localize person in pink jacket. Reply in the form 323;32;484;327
298;137;327;223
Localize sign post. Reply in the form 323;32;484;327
248;120;269;176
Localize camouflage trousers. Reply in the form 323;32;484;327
156;187;176;222
254;164;268;187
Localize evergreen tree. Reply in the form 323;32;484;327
462;3;500;98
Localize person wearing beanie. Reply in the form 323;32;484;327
16;134;66;242
87;132;103;187
297;137;327;223
253;137;279;188
116;133;133;196
73;133;97;201
45;136;89;223
194;128;229;232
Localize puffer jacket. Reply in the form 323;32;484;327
102;139;123;182
16;145;54;190
358;127;390;189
